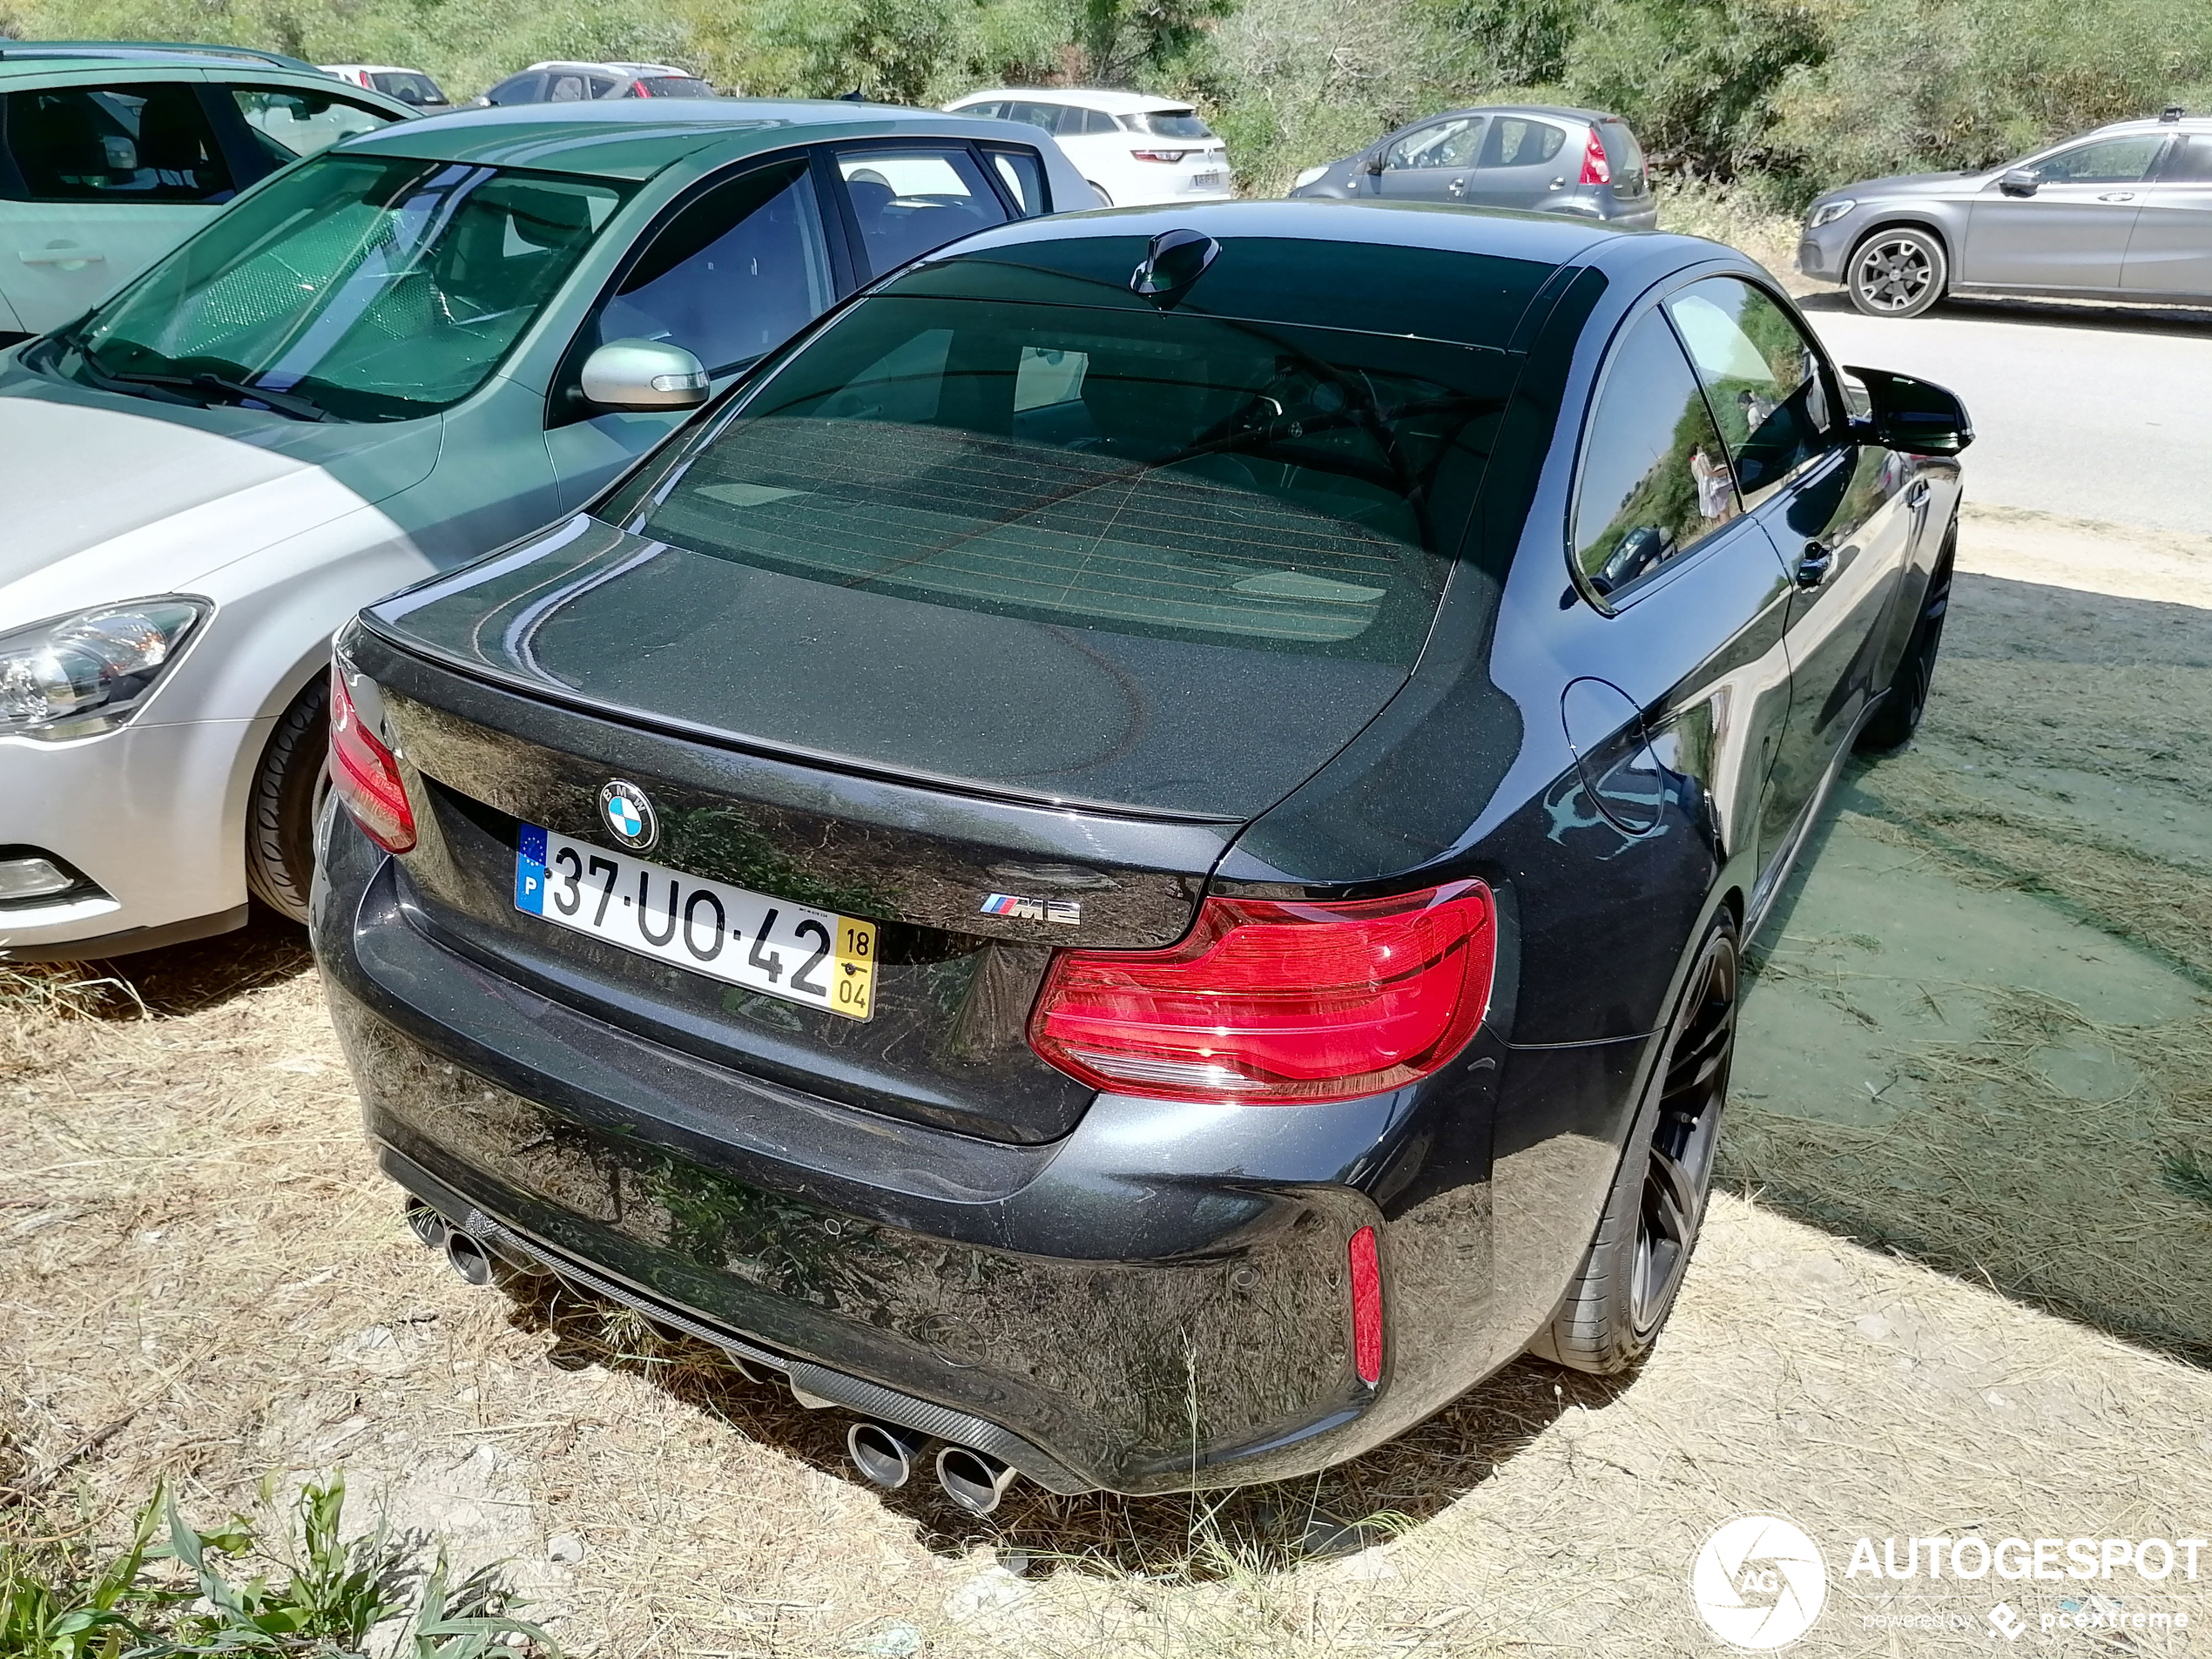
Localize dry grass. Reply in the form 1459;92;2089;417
1653;180;1814;294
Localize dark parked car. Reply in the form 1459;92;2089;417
1799;107;2212;316
1288;105;1655;226
312;201;1968;1506
479;60;717;106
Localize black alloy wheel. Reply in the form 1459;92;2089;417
1858;521;1956;751
1631;928;1737;1337
1534;917;1741;1373
1847;226;1947;319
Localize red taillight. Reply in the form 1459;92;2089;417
328;664;415;853
1130;148;1189;163
1579;130;1612;186
1349;1225;1383;1385
1028;881;1494;1104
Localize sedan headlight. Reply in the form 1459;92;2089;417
0;598;209;741
1292;164;1330;190
1808;198;1857;229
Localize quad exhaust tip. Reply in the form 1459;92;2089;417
847;1421;928;1489
443;1228;495;1288
935;1445;1017;1516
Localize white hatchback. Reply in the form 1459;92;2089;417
942;88;1232;207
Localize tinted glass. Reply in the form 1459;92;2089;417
622;293;1514;661
1479;118;1566;169
370;72;446;105
2164;136;2212;182
838;148;1009;278
1665;277;1832;499
231;87;397;160
1574;310;1737;599
486;74;542;105
1006;101;1067;133
592;158;832;374
4;84;232;203
547;74;590;103
1386;118;1480;170
639;77;716;98
989;149;1048;215
2033;137;2168;183
955;100;1007;119
1597;119;1646;191
1129;109;1211;139
57;156;624;421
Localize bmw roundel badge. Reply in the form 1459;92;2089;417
598;780;658;852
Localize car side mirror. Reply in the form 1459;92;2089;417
1844;365;1974;456
578;339;711;411
1363;154;1386;176
1998;168;2040;198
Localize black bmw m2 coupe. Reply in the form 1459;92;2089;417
312;200;1969;1508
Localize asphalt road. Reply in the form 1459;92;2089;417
1797;292;2212;536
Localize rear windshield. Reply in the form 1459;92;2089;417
616;291;1516;663
1126;109;1212;140
371;71;446;105
638;76;716;98
1597;120;1646;192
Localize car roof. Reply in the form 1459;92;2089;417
520;60;692;77
2088;114;2212;137
321;64;434;78
332;98;1031;181
1393;103;1615;132
952;86;1196;114
0;40;321;75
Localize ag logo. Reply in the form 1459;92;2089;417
1689;1514;1828;1649
598;780;658;853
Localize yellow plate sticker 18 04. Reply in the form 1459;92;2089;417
833;916;876;1021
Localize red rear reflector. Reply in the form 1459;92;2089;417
1350;1225;1383;1385
1028;881;1494;1104
328;665;416;854
1579;130;1612;186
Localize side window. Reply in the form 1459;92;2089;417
837;147;1010;279
988;148;1048;216
1080;108;1122;136
590;78;624;99
1664;277;1834;501
3;84;233;203
2032;137;2168;184
590;158;833;376
547;75;590;104
2169;137;2212;182
959;101;1008;120
230;87;399;162
1007;101;1065;133
487;74;541;105
1572;310;1739;602
1384;118;1481;171
1479;118;1567;169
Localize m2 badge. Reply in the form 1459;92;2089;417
980;892;1082;926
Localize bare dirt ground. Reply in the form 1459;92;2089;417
5;502;2211;1656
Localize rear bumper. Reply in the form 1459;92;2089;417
314;809;1515;1494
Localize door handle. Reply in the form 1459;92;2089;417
2097;192;2136;202
1905;478;1930;508
1796;541;1835;588
1447;177;1467;198
19;246;106;266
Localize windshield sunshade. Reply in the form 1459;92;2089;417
620;294;1515;664
54;156;626;421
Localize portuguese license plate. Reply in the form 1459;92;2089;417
1191;171;1224;188
515;825;875;1020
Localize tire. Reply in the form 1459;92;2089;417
244;676;331;924
1846;226;1947;318
1532;917;1740;1374
1858;519;1956;752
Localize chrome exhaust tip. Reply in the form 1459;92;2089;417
406;1201;448;1251
847;1421;928;1490
443;1229;495;1287
935;1445;1018;1516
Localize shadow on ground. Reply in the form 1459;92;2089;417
490;1263;1615;1571
10;907;314;1021
1728;569;2212;1365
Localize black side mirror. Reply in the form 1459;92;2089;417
1998;167;2040;198
1845;365;1974;456
1363;153;1386;176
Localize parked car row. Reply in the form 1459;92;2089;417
3;44;1976;1511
